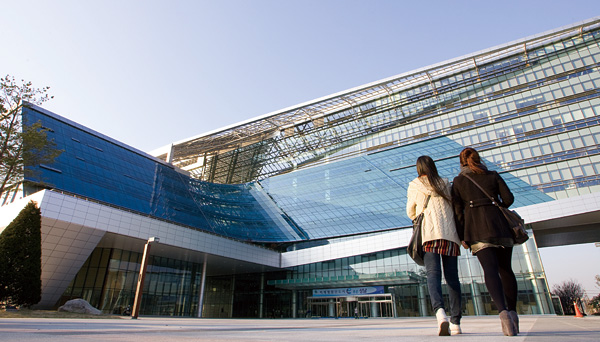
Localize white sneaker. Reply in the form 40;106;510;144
450;323;462;335
436;308;450;336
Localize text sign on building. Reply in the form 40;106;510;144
312;286;384;297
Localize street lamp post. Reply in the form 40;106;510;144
131;237;159;319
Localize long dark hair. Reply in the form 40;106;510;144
459;147;487;174
416;155;450;201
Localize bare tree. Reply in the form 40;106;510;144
552;279;585;315
0;75;61;197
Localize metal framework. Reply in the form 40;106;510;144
156;18;600;184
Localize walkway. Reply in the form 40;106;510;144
1;315;599;341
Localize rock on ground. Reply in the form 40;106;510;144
57;299;102;315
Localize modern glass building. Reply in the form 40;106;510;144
2;17;600;318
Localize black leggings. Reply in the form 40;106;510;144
475;247;518;312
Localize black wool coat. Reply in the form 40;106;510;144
451;170;514;244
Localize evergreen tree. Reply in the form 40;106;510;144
0;201;42;307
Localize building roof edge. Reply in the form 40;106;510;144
24;102;175;168
157;16;600;153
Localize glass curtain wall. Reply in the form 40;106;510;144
260;27;600;241
203;272;294;318
59;247;204;316
167;22;600;192
271;233;554;316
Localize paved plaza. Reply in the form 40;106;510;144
1;315;599;341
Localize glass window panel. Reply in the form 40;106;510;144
571;137;584;148
583;135;595;146
529;174;540;185
570;166;583;178
559;168;572;179
572;110;585;120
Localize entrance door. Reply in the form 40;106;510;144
307;294;395;318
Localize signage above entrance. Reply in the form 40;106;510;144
313;286;384;297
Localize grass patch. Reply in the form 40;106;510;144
0;308;121;319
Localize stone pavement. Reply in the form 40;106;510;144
1;315;599;341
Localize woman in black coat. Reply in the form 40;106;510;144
451;147;519;336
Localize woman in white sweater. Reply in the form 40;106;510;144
406;156;462;336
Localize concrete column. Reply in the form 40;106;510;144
418;285;428;316
465;253;485;315
328;299;335;317
530;279;543;314
471;281;485;315
292;290;297;318
259;273;264;318
229;275;235;318
370;300;379;317
197;254;208;317
521;242;543;313
535;278;551;314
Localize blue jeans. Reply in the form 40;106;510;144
423;251;462;324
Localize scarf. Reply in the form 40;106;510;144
459;163;488;175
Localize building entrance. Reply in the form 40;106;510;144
307;294;395;318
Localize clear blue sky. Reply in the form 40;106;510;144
3;1;599;297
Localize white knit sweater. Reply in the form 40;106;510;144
406;177;460;245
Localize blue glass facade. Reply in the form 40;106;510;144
24;103;573;243
260;136;554;240
23;107;305;242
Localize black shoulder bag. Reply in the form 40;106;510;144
407;194;431;266
463;174;529;244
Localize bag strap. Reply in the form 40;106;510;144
463;174;525;234
418;177;432;213
462;174;521;226
421;195;431;214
